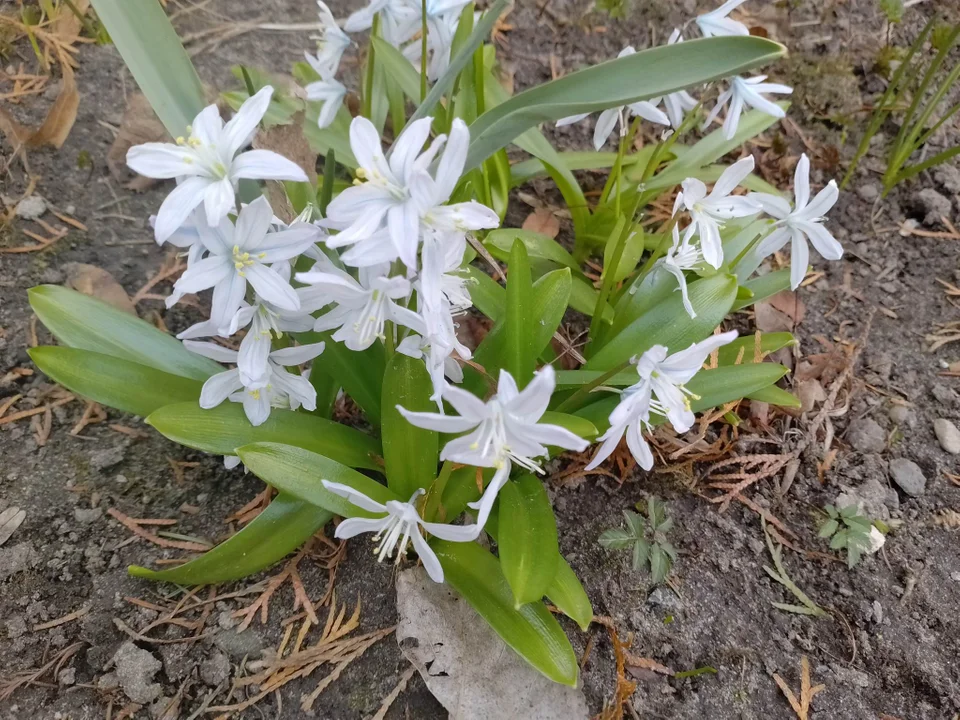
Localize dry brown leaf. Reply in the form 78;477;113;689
755;301;794;333
29;65;79;148
0;507;26;547
797;378;826;413
65;263;137;316
107;93;168;190
254;111;318;223
774;655;824;720
521;208;560;238
767;290;806;323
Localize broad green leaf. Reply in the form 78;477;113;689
432;540;579;686
585;273;739;371
371;36;422;102
466;37;786;169
599;269;676;348
568;275;614;321
440;465;488;521
129;494;330;584
29;285;222;381
505;240;535;387
484;230;582;275
603;222;645;284
510;148;655;188
732;269;794;310
237;442;399;517
718;332;795;365
88;0;204;137
147;402;382;470
545;560;593;631
649;545;671;584
30;347;201;417
499;475;560;607
746;385;802;409
465;265;505;321
303;332;385;423
382;353;439;498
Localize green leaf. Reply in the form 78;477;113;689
304;332;385;423
598;528;634;549
147;402;382;470
830;530;848;550
88;0;204;137
484;230;581;274
237;442;400;518
623;509;645;538
302;102;357;168
440;465;486;521
29;285;222;381
465;265;505;321
649;544;671;584
129;494;330;584
499;475;560;607
732;269;794;311
432;540;579;686
818;519;839;538
585;273;739;371
382;352;439;498
505;239;536;387
371;36;423;103
545;559;593;632
632;538;651;572
30;347;201;417
510;148;656;188
223;66;301;126
539;411;598;442
717;332;795;365
746;385;802;409
466;37;786;169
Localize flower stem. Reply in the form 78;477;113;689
553;358;633;414
423;460;454;522
420;0;429;102
362;14;381;119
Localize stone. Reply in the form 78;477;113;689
934;164;960;194
90;446;125;471
912;188;952;226
200;651;231;686
74;507;103;524
111;641;162;704
213;628;263;661
930;383;959;408
836;475;898;521
934;419;960;454
847;417;886;453
889;458;927;497
857;183;879;202
0;542;40;582
5;615;27;639
646;586;683;609
15;195;47;220
887;404;917;428
58;668;76;686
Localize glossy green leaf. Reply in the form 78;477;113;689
466;37;786;169
484;230;581;275
505;239;535;387
382;352;439;498
539;411;598;442
88;0;204;137
746;384;802;409
717;332;795;365
465;265;505;321
30;347;201;417
732;269;794;310
499;475;560;607
586;273;739;371
29;285;222;381
432;540;579;686
301;98;358;168
129;494;330;584
371;36;423;102
545;560;593;631
237;442;399;518
303;332;385;423
600;269;676;348
147;402;382;470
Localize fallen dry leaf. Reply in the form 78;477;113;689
29;65;79;149
107;94;168;190
254;111;318;223
767;290;806;323
796;378;826;413
522;208;560;238
0;507;26;547
65;263;137;316
755;301;794;333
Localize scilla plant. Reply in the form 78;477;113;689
27;0;843;686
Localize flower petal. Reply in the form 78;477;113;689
223;86;273;156
389;116;432;183
126;142;196;179
172;255;232;295
203;177;236;227
321;479;388;513
333;516;390;539
231;149;309;182
245;264;301;311
466;463;510;531
235;196;275;250
711;156;755;198
789;228;809;290
592;108;620;151
397;406;479;433
793;153;810;210
183;339;239;363
798;220;843;261
269;342;326;366
411;530;445;582
199;369;243;408
153;177;209;243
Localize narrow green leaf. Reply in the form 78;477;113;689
30;347;201;417
237;442;399;518
147;402;382;470
29;285;221;381
510;148;656;188
746;384;801;409
303;332;385;423
129;494;330;584
465;265;505;321
88;0;204;137
499;476;560;607
432;540;579;686
717;332;795;365
484;230;581;274
505;239;535;387
382;352;439;498
539;411;598;442
371;36;422;102
649;544;671;584
545;559;593;632
732;269;794;310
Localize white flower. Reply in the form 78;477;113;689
167;196;319;327
673;156;760;268
186;340;325;426
748;153;842;290
696;0;750;38
149;211;206;268
344;0;420;46
657;223;703;319
322;483;477;582
397;331;465;405
309;1;350;77
703;75;792;140
399;366;589;530
326;117;498;269
303;61;347;130
418;231;472;314
866;526;885;554
647;30;699;129
401;0;468;80
127;87;309;242
586;332;738;471
556;47;670;150
295;264;426;351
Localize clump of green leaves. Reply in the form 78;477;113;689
878;0;904;24
818;504;875;568
599;498;676;584
596;0;631;19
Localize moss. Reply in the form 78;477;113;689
781;55;862;125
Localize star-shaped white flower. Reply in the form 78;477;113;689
703;75;792;140
696;0;750;38
322;483;477;583
295;264;426;351
658;223;704;319
586;332;738;471
126;87;309;242
748;153;843;289
167;196;319;328
309;1;350;77
186;340;325;426
344;0;420;47
673;156;760;268
399;366;589;530
556;47;670;150
401;0;469;80
303;52;347;130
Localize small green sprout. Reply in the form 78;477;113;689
818;504;877;568
599;497;677;584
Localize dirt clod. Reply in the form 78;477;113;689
0;542;40;581
199;651;230;687
911;188;952;226
846;417;886;454
14;195;47;220
111;641;162;705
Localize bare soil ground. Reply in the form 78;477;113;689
2;0;960;718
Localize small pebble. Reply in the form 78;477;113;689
934;419;960;454
889;458;927;497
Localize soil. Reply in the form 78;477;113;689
2;0;960;718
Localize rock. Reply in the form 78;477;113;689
74;507;103;524
0;542;40;582
889;458;927;497
934;419;960;454
836;474;897;521
887;404;917;429
847;417;886;453
90;446;126;471
5;615;27;639
934;164;960;194
111;641;162;704
15;195;47;220
912;188;952;226
857;183;879;202
213;628;263;661
646;586;683;609
58;667;76;686
200;651;231;686
930;383;959;408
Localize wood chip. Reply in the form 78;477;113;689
0;507;26;547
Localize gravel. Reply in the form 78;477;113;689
934;419;960;454
846;417;886;453
889;458;927;497
14;195;47;220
